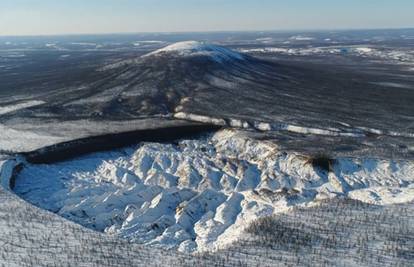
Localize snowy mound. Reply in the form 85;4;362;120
13;129;414;253
144;41;245;62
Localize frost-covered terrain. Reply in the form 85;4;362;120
0;100;45;116
1;31;414;157
14;129;414;253
1;29;414;266
239;45;414;69
2;162;413;266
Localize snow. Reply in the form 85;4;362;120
0;118;197;153
239;45;414;67
290;36;315;41
144;41;245;62
133;40;166;46
70;42;97;46
1;31;414;266
0;100;45;116
174;112;226;126
100;41;239;69
174;111;365;137
239;47;292;54
371;82;413;89
59;54;71;59
12;129;414;253
255;37;274;43
354;47;373;54
151;41;203;52
283;124;345;136
0;159;20;191
0;124;64;152
349;186;414;205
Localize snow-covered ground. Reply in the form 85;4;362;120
2;163;412;266
1;30;413;266
0;118;199;153
0;100;45;115
239;45;414;68
0;124;65;152
174;111;414;139
13;129;414;253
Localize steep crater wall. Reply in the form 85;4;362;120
22;124;220;164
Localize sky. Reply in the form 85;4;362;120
0;0;413;36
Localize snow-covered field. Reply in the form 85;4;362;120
239;45;414;69
13;129;414;253
0;118;200;153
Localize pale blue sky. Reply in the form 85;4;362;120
0;0;413;36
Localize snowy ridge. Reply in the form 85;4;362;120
174;112;359;137
0;100;45;116
143;41;245;62
174;112;414;138
13;129;414;253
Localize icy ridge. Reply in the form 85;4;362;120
12;129;414;253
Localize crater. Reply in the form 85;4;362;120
11;129;414;253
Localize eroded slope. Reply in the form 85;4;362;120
14;129;414;252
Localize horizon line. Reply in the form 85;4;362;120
1;26;413;38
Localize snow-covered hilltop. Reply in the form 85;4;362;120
143;41;245;62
